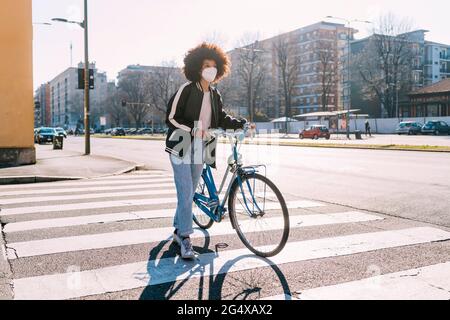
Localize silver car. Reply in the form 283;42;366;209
395;122;423;135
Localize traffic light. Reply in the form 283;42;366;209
78;68;95;90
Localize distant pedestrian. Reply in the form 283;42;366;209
365;120;371;137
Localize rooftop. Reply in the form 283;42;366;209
410;78;450;95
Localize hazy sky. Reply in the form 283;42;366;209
32;0;450;89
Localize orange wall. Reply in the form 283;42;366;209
0;0;34;148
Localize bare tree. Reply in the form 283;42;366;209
105;86;126;127
118;72;152;129
354;14;416;118
147;61;184;113
273;35;300;128
234;33;268;122
316;39;337;111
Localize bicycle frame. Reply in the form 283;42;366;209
193;135;266;223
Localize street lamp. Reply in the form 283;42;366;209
52;0;90;155
325;16;372;139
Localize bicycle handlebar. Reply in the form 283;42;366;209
208;126;248;141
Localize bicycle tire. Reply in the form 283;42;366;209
228;173;289;257
193;174;215;230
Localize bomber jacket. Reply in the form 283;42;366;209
165;81;246;159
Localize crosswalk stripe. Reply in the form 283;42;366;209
3;209;177;233
90;173;172;181
0;199;322;216
263;262;450;300
12;227;450;300
0;197;178;216
0;188;177;205
0;183;175;197
3;202;330;233
6;212;383;259
0;178;174;190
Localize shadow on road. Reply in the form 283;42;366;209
138;229;292;300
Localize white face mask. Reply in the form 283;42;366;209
201;67;218;83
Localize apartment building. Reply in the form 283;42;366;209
34;83;51;127
350;30;450;117
425;41;450;85
47;62;108;130
226;22;356;119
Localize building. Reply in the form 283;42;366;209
0;0;35;167
34;83;51;127
351;30;450;117
226;22;356;119
407;78;450;117
425;41;450;86
47;62;108;130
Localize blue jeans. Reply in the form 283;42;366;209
169;139;205;238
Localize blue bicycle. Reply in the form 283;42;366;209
192;129;290;257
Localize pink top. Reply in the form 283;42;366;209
198;91;212;130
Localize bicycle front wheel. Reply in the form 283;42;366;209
228;173;289;257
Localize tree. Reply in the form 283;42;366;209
118;72;152;129
273;35;300;130
105;86;126;127
147;61;184;113
354;14;416;118
235;33;269;122
316;39;337;112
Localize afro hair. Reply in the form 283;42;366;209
183;42;231;83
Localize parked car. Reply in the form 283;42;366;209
299;125;330;140
137;128;153;135
104;128;112;135
54;127;67;138
395;122;423;135
111;127;126;136
128;128;138;135
421;120;450;135
35;127;56;144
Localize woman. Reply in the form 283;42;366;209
165;43;247;259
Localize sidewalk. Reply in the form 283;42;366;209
0;145;141;185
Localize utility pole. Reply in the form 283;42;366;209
83;0;90;155
52;0;90;155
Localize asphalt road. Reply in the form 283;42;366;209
2;139;450;300
64;136;450;228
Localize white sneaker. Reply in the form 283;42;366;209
180;237;196;260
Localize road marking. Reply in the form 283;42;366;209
12;227;450;300
0;188;177;205
91;173;171;180
0;199;322;216
0;183;175;197
6;212;383;258
3;202;332;233
264;262;450;300
4;209;177;233
0;178;174;190
0;197;178;216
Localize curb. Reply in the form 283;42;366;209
95;135;450;153
0;164;145;185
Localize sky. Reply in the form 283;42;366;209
32;0;450;90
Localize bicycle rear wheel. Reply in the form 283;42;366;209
193;174;215;229
228;173;289;257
